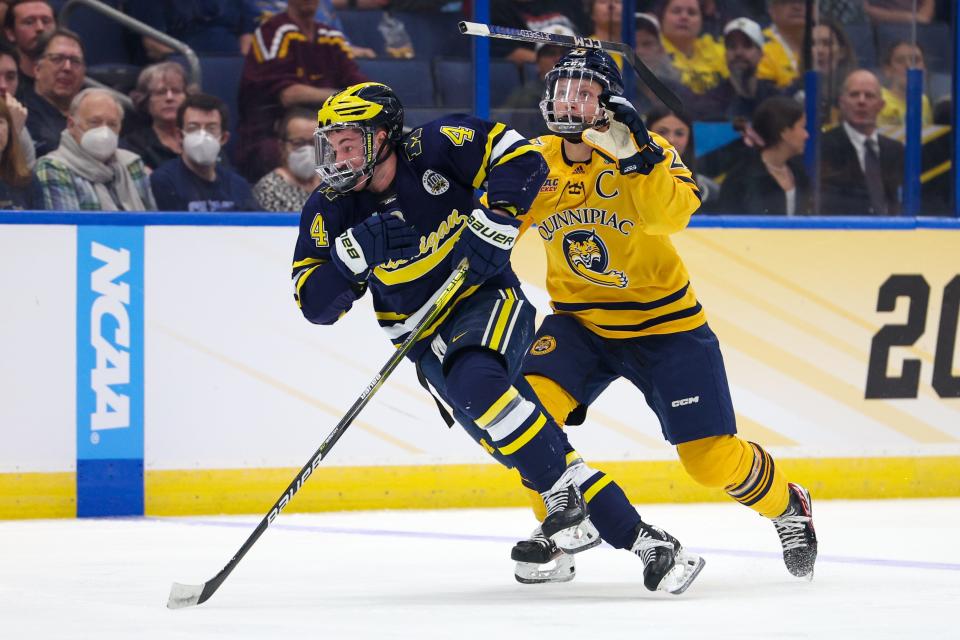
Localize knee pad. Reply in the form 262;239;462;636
525;375;579;427
444;347;511;419
677;435;751;489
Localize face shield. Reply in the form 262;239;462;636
540;69;609;135
313;122;378;192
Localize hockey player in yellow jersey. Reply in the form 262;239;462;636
511;48;818;583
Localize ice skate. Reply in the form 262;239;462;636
631;521;705;595
539;462;601;554
773;482;818;580
511;525;576;584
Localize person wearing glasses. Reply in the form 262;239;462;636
21;28;85;158
150;93;257;212
252;106;321;212
122;62;196;171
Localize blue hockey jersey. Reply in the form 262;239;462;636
291;114;547;353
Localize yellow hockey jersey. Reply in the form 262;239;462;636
521;134;705;339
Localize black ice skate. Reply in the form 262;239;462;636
511;525;576;584
538;464;601;554
772;482;818;580
631;521;705;595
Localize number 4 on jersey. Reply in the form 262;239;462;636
311;214;329;247
440;125;475;146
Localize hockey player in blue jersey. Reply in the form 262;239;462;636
290;82;702;592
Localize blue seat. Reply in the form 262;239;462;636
356;59;435;107
61;0;136;67
339;10;387;57
403;108;448;131
170;54;245;159
844;24;877;69
394;11;469;60
434;58;523;109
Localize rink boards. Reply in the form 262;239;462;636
1;213;959;519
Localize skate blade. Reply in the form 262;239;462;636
658;552;706;595
514;555;576;584
550;518;601;554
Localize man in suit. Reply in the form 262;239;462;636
820;69;903;215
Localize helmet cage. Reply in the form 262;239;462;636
540;66;615;134
314;122;378;193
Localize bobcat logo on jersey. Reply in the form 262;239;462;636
563;230;627;288
421;169;450;195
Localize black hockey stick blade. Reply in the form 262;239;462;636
167;259;470;609
459;21;683;115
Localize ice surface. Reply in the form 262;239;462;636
2;499;958;639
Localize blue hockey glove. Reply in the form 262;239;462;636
583;90;665;176
331;211;420;281
454;206;521;286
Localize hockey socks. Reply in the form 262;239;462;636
678;435;790;519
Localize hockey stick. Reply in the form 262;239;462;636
459;21;683;115
167;259;470;609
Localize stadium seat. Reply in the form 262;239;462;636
433;59;523;109
61;0;140;90
170;54;245;159
844;23;877;69
394;12;470;60
339;10;387;57
928;71;952;104
403;108;449;131
356;59;435;107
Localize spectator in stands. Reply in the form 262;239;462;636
252;106;320;211
646;105;720;208
820;69;903;215
864;0;934;24
878;41;933;127
658;0;727;95
757;0;808;89
243;1;376;58
590;0;621;43
0;38;35;167
2;0;55;100
237;0;367;181
805;19;857;126
502;26;572;112
151;94;257;212
128;1;259;62
692;17;781;121
0;97;37;208
122;62;196;171
22;28;86;158
634;13;677;80
35;88;155;211
717;95;809;214
489;0;590;65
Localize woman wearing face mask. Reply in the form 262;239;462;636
122;62;195;171
0;98;38;209
252;107;321;212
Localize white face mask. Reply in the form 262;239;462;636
80;126;119;162
287;145;317;181
183;130;221;166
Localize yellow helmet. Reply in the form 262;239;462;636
314;82;405;192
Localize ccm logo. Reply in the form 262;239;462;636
671;396;699;408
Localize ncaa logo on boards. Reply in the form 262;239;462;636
562;229;628;288
422;169;450;195
530;335;557;355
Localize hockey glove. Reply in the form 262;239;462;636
582;91;665;176
454;206;521;286
331;211;420;281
